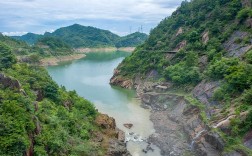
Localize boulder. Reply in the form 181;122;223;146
107;139;131;156
110;76;133;89
0;73;21;90
116;128;125;142
95;114;116;129
123;123;133;129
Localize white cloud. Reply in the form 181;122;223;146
0;0;183;35
2;31;28;36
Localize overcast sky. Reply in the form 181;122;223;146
0;0;183;36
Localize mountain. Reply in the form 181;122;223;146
111;0;252;155
11;24;148;48
12;33;43;45
115;32;148;48
44;24;120;48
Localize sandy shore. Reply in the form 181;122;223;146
74;47;135;53
40;54;86;66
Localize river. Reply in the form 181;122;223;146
47;51;161;156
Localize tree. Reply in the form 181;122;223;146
0;43;17;70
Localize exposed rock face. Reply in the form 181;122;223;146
110;69;133;89
0;73;21;90
95;114;116;129
244;131;252;149
174;40;187;51
223;31;252;58
176;27;183;36
107;139;130;156
242;0;252;7
141;91;223;156
95;114;131;156
202;31;209;44
199;55;208;71
192;80;220;108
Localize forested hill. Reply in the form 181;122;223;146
111;0;252;155
12;33;42;45
115;32;148;48
12;24;148;48
0;33;128;156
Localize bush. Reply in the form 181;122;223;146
245;50;252;64
207;57;239;79
165;62;201;84
237;8;252;22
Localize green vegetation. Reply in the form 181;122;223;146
13;24;148;48
36;36;74;56
0;43;106;155
115;0;252;154
12;33;43;45
115;32;148;48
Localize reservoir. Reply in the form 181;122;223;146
47;51;161;156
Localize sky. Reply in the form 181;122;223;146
0;0;183;36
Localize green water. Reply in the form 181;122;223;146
47;51;161;156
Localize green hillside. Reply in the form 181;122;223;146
11;24;148;48
115;32;148;48
44;24;120;48
12;33;43;45
0;38;126;155
112;0;252;154
36;36;73;56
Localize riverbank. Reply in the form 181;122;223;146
74;47;135;53
110;71;226;156
40;54;86;66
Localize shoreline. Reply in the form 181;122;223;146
40;54;86;66
74;47;135;53
40;47;135;66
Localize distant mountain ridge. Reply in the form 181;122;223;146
12;24;148;48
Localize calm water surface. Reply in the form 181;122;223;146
47;51;161;156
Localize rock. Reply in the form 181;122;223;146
155;85;168;91
116;128;125;142
204;132;225;151
202;31;209;44
95;114;116;129
174;40;187;51
0;73;21;90
92;132;103;142
242;0;252;7
176;27;183;36
199;55;208;70
123;123;133;129
35;89;44;101
223;151;243;156
110;76;133;89
146;70;160;80
244;131;252;149
223;31;252;58
192;80;220;111
107;139;131;156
